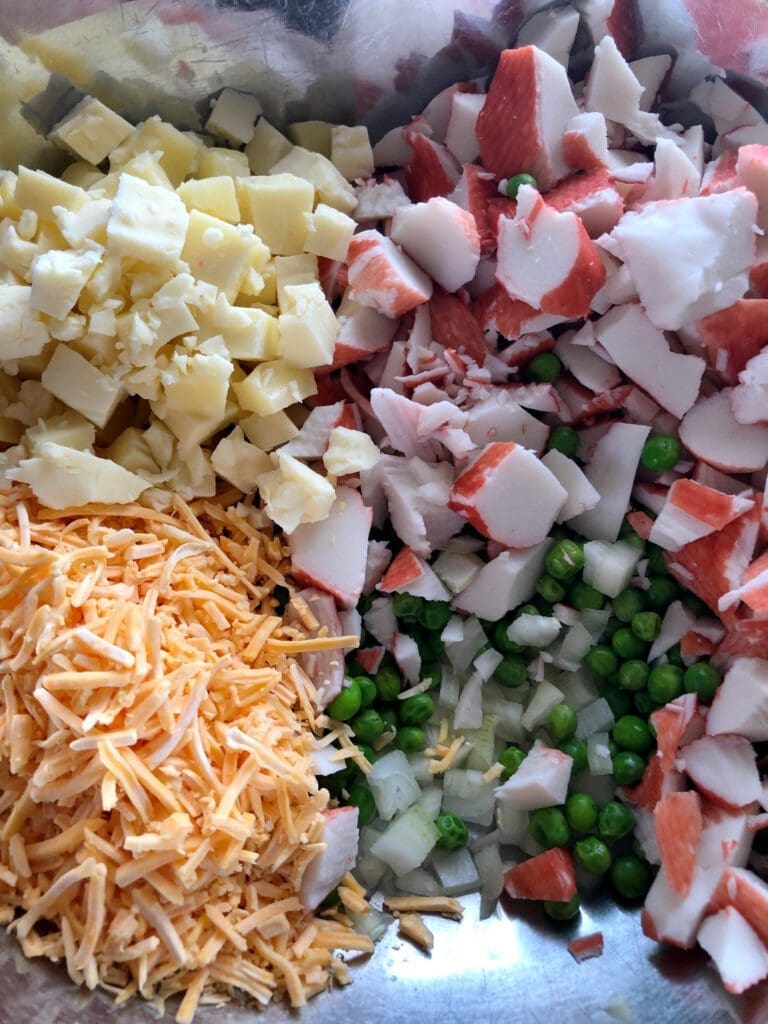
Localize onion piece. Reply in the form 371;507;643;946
395;867;441;896
367;750;421;821
587;731;614;775
576;698;616;740
443;769;496;826
507;613;562;648
474;844;505;902
521;680;564;732
370;804;439;876
429;847;481;895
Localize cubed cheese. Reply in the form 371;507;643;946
323;426;380;476
0;285;49;359
237;174;313;255
53;197;111;248
109;116;201;186
25;411;95;453
270;146;357;213
176;176;240;223
304;203;356;261
244;118;293;174
331;125;374;181
277;282;339;368
206;88;262;145
195;147;251;179
61;161;105;189
182;210;267;300
14;166;89;220
257;453;335;532
41;345;124;428
274;254;319;309
205;299;278;361
8;442;146;508
106;174;189;263
234;359;317;415
240;409;299;450
210;425;271;492
161;342;233;420
30;248;101;319
287;121;333;156
107;427;161;476
50;96;133;165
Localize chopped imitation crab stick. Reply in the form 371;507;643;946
698;908;768;995
448;442;567;548
717;616;768;660
696;299;768;386
567;933;604;963
300;807;360;911
503;848;576;902
404;132;459;203
455;164;499;255
333;293;399;369
680;631;717;658
649;479;755;552
544;169;624;237
720;551;768;616
562;111;610;171
495;740;572;811
623;755;685;813
654;791;702;897
476;45;578;188
347;229;433;317
651;694;702;772
681;735;762;811
428;290;487;365
708;868;768;946
642;865;722;949
698;803;754;870
679;391;768;474
737;144;768;231
473;283;565;341
496;186;606;319
378;546;450;601
665;502;760;622
452;542;549;622
699;150;738;196
390;197;480;293
356;645;385;675
731;349;768;426
706;658;768;740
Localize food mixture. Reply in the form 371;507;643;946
3;8;768;1019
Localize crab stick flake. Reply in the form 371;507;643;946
649;479;754;552
651;694;702;773
390;196;480;293
562;112;610;172
708;868;768;947
699;150;738;196
503;847;576;902
698;908;768;995
655;791;703;897
681;734;762;810
347;229;433;317
707;657;768;740
378;546;450;601
404;132;460;203
567;932;604;963
428;290;487;365
696;299;768;386
736;144;768;231
642;864;722;949
544;169;624;237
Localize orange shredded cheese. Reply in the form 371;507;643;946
0;485;366;1019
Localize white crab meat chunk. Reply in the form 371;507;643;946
679;390;768;473
737;142;768;227
346;229;433;317
731;349;768;425
643;865;722;949
649;479;754;552
495;740;572;811
445;92;484;165
680;735;762;810
452;541;550;622
378;546;450;601
541;450;600;523
562;111;609;171
706;658;768;741
300;807;359;910
569;423;650;542
698;909;768;995
390;197;480;294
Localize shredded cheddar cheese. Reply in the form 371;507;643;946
0;484;365;1020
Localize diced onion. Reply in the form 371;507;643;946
482;694;525;743
521;680;563;732
349;907;393;942
587;731;614;775
442;769;496;826
370;804;439;876
453;671;484;730
416;786;443;820
474;844;505;902
558;668;599;711
367;750;421;821
474;647;503;681
445;616;487;673
495;804;530;844
395;867;441;896
506;614;561;648
429;847;481;896
576;698;615;740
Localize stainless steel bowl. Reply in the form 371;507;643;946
0;2;766;1020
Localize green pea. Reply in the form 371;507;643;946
641;435;682;473
545;539;584;581
351;709;386;744
346;784;376;826
612;588;646;623
603;617;622;640
418;630;445;663
647;664;684;705
493;619;525;654
634;691;659;716
646;576;679;610
532;595;553;617
619;659;649;691
569;580;605;611
499;745;526;781
525;352;562;383
565;792;598;833
631;611;661;642
666;643;685;668
574;836;612;875
681;592;710;618
559;737;587;776
612;750;645;786
611;627;648;661
374;665;401;702
683;661;721;703
419;600;452;631
357;743;378;764
530;807;571;849
598;800;635;840
379;708;398;733
506;172;538;199
494;654;528;688
537;574;566;604
613;715;654;754
548;703;577;742
646;546;669;576
610;854;652;900
544;893;581;921
585;644;619;679
399;693;435;727
547;425;580;459
392;592;424;620
434;812;469;851
421;661;442;690
327;678;363;722
601;686;633;720
517;603;540;617
357;675;378;707
394;726;425;753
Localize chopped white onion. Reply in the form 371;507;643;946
437;662;460;710
349;906;393;942
370;804;439;876
445;616;487;672
453;670;484;730
575;770;621;804
310;743;346;777
587;731;614;775
416;786;443;820
474;844;505;902
507;613;562;648
558;668;599;711
364;596;397;645
521;680;564;732
441;614;465;644
553;622;593;670
552;602;581;626
495;804;530;845
356;851;388;889
576;697;616;740
395;867;441;896
429;847;481;895
482;695;525;743
464;714;498;771
474;646;503;681
367;750;421;821
443;769;496;826
407;753;437;785
580;607;612;641
583;540;641;598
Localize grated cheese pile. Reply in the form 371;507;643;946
0;483;368;1021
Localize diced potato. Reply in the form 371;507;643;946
106;174;189;264
9;443;147;508
277;282;339;368
331;125;374;181
30;248;101;319
41;345;124;428
0;285;49;359
274;254;319;310
270;146;357;213
176;176;240;223
109;116;201;186
240;408;299;450
234;359;317;415
288;120;333;157
195;147;251;179
304;203;355;261
50;96;133;165
206;88;262;146
257;453;335;533
14;167;89;220
25;411;96;454
210;425;271;492
237;173;313;256
182;210;266;301
244;117;292;174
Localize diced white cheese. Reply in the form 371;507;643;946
30;248;101;320
50;96;133;165
195;147;251;179
323;426;380;477
277;282;339;369
330;125;375;181
40;345;123;428
108;116;201;187
206;88;262;145
270;146;357;213
234;359;317;415
0;285;49;359
182;210;267;301
244;118;293;175
161;341;233;421
257;453;335;533
176;176;240;224
304;203;356;261
8;442;146;508
237;173;314;255
240;409;299;451
210;426;271;493
106;174;189;263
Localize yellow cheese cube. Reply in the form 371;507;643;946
0;285;49;359
150;275;200;345
109;116;201;186
25;411;96;454
323;426;380;476
277;283;339;368
176;176;240;223
234;359;317;415
41;345;124;428
237;174;313;256
0;221;38;278
274;254;319;310
257;453;335;533
106;174;189;264
206;89;262;146
155;403;233;453
107;427;162;476
270;147;357;213
288;121;333;157
210;425;271;492
49;313;86;342
182;210;266;301
0;171;21;220
240;409;299;450
53;197;111;248
249;261;278;305
331;125;375;181
51;96;133;165
161;337;233;421
61;162;105;189
14;167;89;220
0;418;23;445
144;418;175;468
9;442;147;508
169;443;216;500
201;295;279;361
30;248;102;319
244;118;292;174
71;331;119;367
304;203;356;261
195;147;251;180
